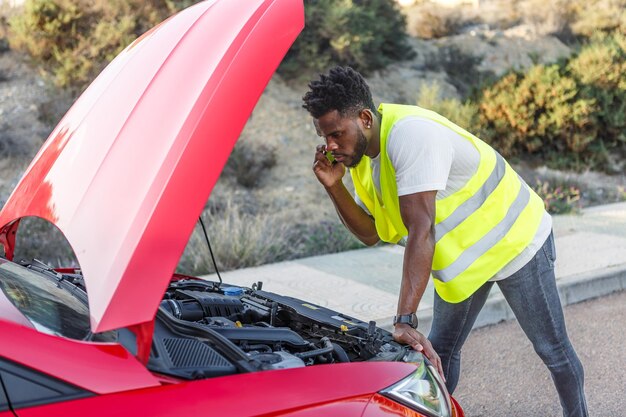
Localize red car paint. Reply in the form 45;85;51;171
0;319;159;394
1;319;463;417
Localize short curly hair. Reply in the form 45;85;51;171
302;66;376;119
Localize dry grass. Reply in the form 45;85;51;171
177;197;301;275
402;0;621;42
176;192;363;276
11;217;78;267
404;2;469;39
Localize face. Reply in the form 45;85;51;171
314;110;370;168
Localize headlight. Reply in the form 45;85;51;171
380;350;452;417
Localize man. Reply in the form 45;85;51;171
302;66;588;417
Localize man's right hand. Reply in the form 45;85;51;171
393;324;445;382
313;144;345;188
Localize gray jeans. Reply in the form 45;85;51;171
429;233;588;417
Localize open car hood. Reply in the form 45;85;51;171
0;0;304;333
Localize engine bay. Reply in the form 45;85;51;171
15;261;415;381
142;277;410;380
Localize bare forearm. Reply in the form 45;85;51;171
325;182;379;246
397;226;435;315
392;190;442;377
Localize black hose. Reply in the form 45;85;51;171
245;344;272;353
331;342;350;363
294;337;334;360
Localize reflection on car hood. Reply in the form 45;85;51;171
0;0;304;333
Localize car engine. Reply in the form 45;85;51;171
138;277;410;380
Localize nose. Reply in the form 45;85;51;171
325;137;339;152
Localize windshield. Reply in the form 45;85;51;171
0;260;91;339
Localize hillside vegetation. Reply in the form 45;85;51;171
0;0;624;273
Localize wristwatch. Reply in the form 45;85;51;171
393;313;418;329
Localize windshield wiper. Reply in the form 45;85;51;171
21;259;88;303
21;258;64;280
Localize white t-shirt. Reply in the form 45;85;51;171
355;116;552;281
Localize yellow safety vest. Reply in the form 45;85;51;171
350;104;545;302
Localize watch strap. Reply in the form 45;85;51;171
393;313;418;328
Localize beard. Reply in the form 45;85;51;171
344;128;369;168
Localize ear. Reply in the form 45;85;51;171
358;109;373;129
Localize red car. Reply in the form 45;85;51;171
0;1;464;416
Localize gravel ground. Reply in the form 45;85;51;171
455;290;626;417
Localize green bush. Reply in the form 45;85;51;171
8;0;196;91
567;33;626;170
278;0;414;79
476;31;626;171
223;139;277;188
0;12;9;53
477;64;597;164
416;83;479;132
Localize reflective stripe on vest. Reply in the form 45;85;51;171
350;103;546;303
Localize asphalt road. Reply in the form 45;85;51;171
453;290;625;417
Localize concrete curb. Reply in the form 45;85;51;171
394;264;626;335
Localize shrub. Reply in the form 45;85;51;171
475;31;626;172
416;83;479;132
0;13;9;53
477;64;597;163
223;139;277;188
567;33;626;170
8;0;197;91
278;0;414;79
0;125;35;158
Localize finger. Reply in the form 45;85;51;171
408;333;424;351
314;149;330;164
429;352;445;382
437;361;446;382
422;345;445;382
316;144;326;153
411;342;424;352
313;160;326;173
313;159;331;173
